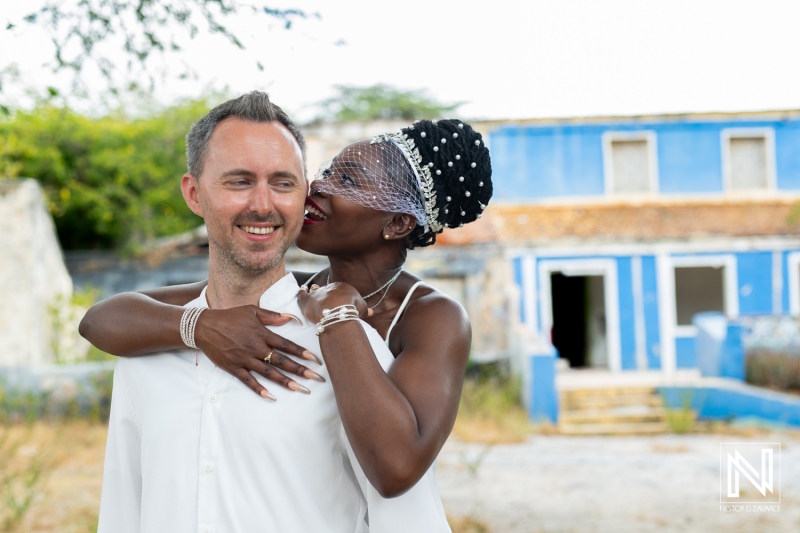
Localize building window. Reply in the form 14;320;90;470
722;128;775;192
603;132;658;195
674;266;725;326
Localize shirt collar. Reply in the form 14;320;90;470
190;273;299;312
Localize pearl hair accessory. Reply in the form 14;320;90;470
453;133;458;138
458;123;464;129
479;181;484;187
433;146;439;152
455;155;461;160
441;138;446;144
420;132;426;137
448;162;453;167
465;191;471;197
475;140;480;146
446;196;451;201
436;170;441;175
458;176;464;182
460;210;465;216
180;306;206;350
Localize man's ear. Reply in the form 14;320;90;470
383;213;416;240
181;173;204;218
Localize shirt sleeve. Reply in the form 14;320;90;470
97;360;143;533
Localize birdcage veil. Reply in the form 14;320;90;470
311;119;492;247
310;135;437;231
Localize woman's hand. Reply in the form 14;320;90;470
297;282;371;324
194;306;325;400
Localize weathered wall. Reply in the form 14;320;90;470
0;179;75;366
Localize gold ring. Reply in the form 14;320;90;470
264;350;274;364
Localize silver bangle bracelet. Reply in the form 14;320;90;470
180;306;205;349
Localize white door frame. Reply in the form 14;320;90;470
788;252;800;316
538;259;622;372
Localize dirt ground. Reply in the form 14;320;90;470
4;423;800;532
438;431;800;533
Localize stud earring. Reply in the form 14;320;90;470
384;235;390;240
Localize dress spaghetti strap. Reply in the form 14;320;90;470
384;281;425;345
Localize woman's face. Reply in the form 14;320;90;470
296;141;396;258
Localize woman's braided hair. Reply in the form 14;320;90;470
401;119;493;248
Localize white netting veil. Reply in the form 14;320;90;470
310;136;432;231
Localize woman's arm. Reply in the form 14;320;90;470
298;284;469;497
79;281;325;398
79;282;207;355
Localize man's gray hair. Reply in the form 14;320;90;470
186;91;306;178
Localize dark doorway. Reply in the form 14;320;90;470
550;273;607;369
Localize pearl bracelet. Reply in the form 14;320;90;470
316;304;359;336
180;306;206;349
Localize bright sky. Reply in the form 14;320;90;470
3;0;800;121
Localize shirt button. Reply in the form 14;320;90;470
209;395;217;403
204;463;214;473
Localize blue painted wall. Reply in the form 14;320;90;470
616;257;637;370
641;256;662;370
515;248;797;373
512;256;525;325
661;385;800;427
489;117;800;201
675;336;697;368
737;252;774;315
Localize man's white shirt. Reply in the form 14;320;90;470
97;273;373;533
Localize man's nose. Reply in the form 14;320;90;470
249;182;273;214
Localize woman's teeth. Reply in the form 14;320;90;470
242;226;275;235
305;205;328;220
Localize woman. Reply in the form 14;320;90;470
81;119;492;527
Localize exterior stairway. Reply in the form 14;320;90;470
558;386;670;435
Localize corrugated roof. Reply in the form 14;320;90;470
434;197;800;246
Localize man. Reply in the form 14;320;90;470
97;92;377;532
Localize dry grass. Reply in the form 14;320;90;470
452;376;535;444
448;514;491;533
0;421;106;533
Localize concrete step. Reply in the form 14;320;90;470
560;386;658;397
558;421;670;436
561;394;664;410
560;407;666;425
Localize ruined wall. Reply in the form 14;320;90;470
0;179;75;366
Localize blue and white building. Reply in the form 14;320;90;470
470;111;800;376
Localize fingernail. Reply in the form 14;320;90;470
304;369;326;383
367;308;374;318
303;350;323;365
300;285;308;292
288;381;311;394
281;313;302;324
261;390;277;401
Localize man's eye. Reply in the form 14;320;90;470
321;168;333;178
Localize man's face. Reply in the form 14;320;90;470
182;117;306;275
